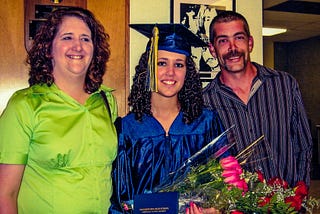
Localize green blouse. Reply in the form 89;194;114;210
0;83;118;213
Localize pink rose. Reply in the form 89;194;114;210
220;157;242;173
222;169;241;177
234;179;248;191
220;156;248;191
224;174;240;183
220;156;241;170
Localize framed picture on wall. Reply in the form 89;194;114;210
170;0;235;85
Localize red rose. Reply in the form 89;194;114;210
294;181;308;198
258;196;271;207
256;170;265;183
267;177;289;189
285;195;303;211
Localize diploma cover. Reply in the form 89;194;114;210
134;192;179;214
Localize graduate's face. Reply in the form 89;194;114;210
155;50;187;98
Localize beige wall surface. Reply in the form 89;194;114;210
129;0;171;83
0;0;28;114
236;0;263;64
263;39;275;69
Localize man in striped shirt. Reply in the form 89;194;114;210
203;10;312;187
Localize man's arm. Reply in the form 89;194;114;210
292;84;313;186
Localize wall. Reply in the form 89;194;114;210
0;0;27;114
88;0;129;116
274;36;320;139
263;39;274;69
236;0;263;64
129;0;171;81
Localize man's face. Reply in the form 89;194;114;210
210;20;253;73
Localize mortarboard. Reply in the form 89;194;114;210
129;23;207;92
129;23;207;57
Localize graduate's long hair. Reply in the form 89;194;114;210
128;51;204;124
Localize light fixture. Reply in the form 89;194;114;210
262;27;287;36
51;0;63;3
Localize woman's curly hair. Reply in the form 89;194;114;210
128;51;204;124
26;7;110;93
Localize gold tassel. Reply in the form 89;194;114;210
147;26;159;92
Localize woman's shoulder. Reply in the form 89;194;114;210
121;113;152;127
1;85;49;120
7;85;42;104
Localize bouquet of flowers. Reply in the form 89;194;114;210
155;128;320;214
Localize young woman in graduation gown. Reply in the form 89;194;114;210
110;24;229;214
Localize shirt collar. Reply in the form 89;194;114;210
203;62;279;93
252;62;279;81
30;83;114;95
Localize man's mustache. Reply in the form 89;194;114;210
223;50;243;60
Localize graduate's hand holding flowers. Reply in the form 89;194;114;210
185;156;242;214
186;201;220;214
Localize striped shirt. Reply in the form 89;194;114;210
203;62;312;187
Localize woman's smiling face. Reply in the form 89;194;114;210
155;50;187;98
51;16;94;79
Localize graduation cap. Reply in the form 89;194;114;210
130;23;207;92
130;23;207;57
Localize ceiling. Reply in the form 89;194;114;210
263;0;320;42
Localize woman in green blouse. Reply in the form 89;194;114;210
0;7;118;213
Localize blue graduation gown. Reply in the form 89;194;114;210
110;109;226;213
